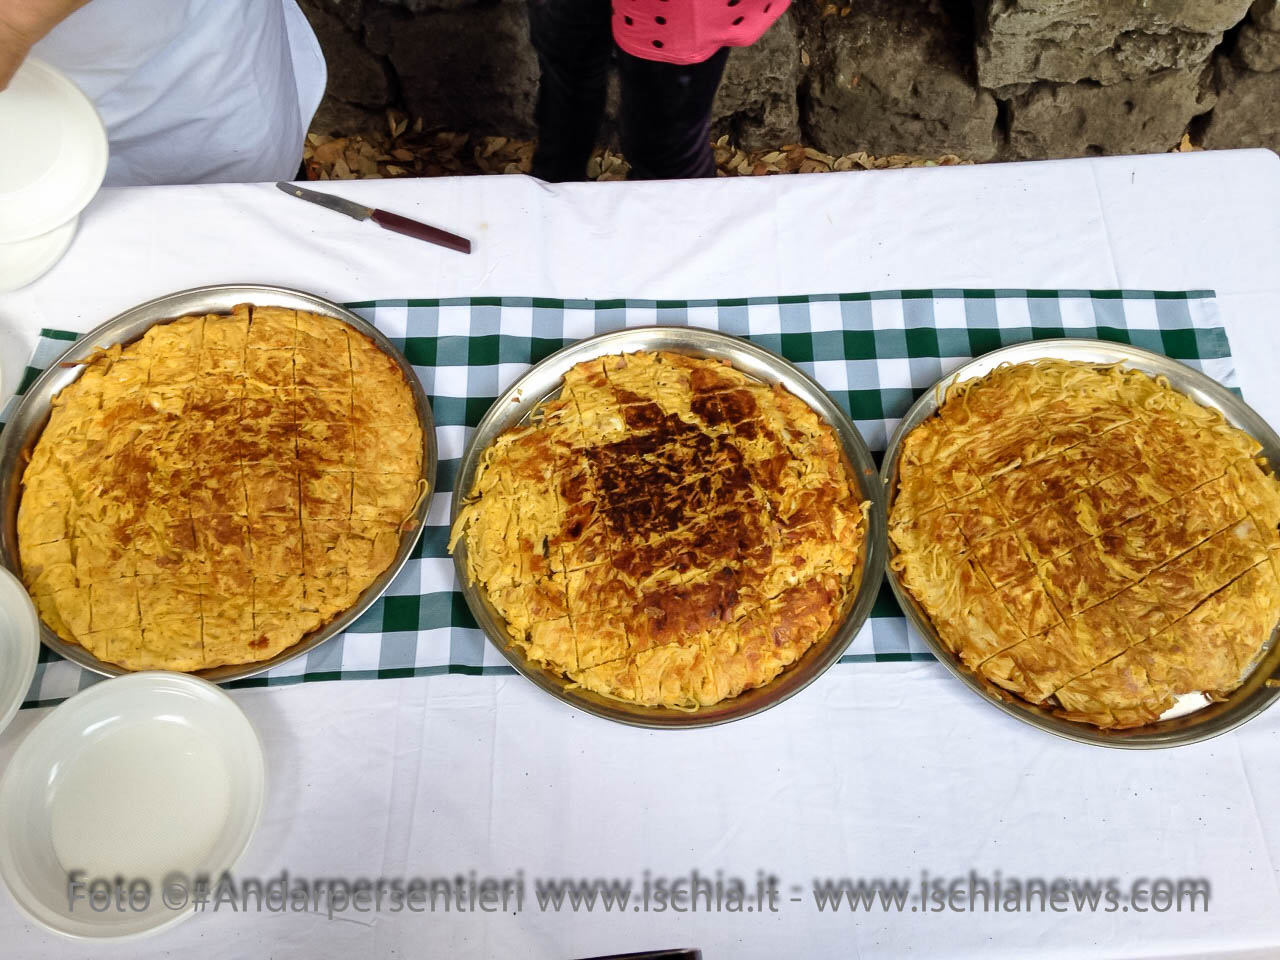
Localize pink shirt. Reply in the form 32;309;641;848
612;0;790;66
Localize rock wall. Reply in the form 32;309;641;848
300;0;1280;158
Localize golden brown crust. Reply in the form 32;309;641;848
890;359;1280;729
17;306;423;671
450;350;867;709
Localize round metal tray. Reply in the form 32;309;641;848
881;338;1280;748
451;326;887;728
0;284;438;683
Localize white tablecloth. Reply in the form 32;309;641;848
2;149;1279;959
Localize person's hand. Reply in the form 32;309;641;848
0;0;92;90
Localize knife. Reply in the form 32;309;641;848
275;181;471;254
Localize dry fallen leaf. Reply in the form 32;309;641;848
386;108;409;139
311;137;348;166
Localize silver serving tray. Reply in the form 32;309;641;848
0;284;438;683
451;326;887;728
881;338;1280;748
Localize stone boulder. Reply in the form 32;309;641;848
1239;21;1280;71
1202;1;1280;151
1252;0;1280;31
976;0;1254;88
1238;0;1280;73
308;0;366;30
364;0;539;138
711;12;802;150
300;0;391;108
1004;66;1216;158
1203;56;1280;151
310;99;387;137
798;0;998;160
375;0;482;11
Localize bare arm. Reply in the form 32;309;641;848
0;0;93;90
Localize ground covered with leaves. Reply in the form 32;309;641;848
303;111;1200;182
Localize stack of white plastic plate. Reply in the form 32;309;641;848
0;558;264;940
0;673;266;939
0;568;38;739
0;57;107;293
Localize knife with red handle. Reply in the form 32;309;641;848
275;181;471;254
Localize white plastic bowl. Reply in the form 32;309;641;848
0;673;265;939
0;57;107;245
0;215;78;293
0;566;38;736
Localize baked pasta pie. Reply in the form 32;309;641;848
890;359;1280;729
449;350;868;710
17;305;424;671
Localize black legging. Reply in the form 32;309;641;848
527;0;729;182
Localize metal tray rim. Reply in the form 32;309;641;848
879;337;1280;749
0;283;438;685
450;325;888;728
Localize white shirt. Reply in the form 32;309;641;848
32;0;326;186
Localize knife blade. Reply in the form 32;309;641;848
275;181;472;254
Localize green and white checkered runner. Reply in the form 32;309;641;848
3;289;1234;708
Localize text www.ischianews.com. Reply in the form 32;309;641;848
66;870;1210;919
